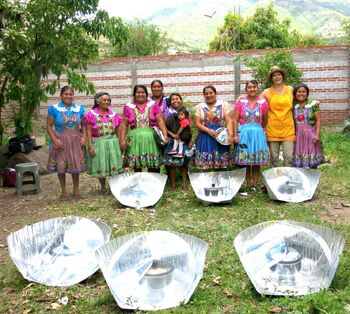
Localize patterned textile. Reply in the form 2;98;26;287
292;99;324;167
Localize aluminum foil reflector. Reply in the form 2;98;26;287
188;169;246;204
234;221;346;296
109;172;167;208
96;231;208;311
7;217;111;287
263;167;320;203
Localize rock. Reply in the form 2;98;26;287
0;145;10;174
8;146;49;174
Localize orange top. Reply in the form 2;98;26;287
265;86;295;142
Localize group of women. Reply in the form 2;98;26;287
46;66;324;197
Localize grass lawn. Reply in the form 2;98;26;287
1;127;350;313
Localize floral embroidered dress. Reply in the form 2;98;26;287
233;96;269;165
85;107;124;177
47;102;86;174
194;100;233;170
123;100;162;169
292;99;324;167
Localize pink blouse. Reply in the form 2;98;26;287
85;107;121;137
234;96;268;125
122;100;161;129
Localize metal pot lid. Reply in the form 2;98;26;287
215;127;230;145
278;247;303;264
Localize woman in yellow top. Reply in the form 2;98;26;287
261;66;295;167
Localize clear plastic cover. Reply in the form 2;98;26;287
96;231;208;310
263;167;320;203
234;221;346;296
7;217;111;287
109;172;167;209
189;169;246;204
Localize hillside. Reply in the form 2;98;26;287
148;0;349;51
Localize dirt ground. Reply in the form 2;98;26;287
1;172;350;262
0;173;98;261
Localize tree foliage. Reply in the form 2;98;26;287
0;0;128;137
106;19;169;58
239;50;303;90
210;4;326;52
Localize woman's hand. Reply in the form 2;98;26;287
174;134;179;140
228;134;234;145
88;146;96;157
208;129;217;138
120;139;127;151
313;135;320;144
80;136;85;146
53;138;64;150
163;134;168;143
234;135;239;144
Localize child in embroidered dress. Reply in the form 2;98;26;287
168;107;192;158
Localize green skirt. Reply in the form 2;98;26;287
125;127;162;169
87;135;124;177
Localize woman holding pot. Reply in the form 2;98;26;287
194;85;233;170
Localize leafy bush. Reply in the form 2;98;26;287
239;49;303;90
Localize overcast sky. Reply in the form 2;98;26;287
98;0;192;19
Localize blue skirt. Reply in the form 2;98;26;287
195;124;233;170
234;123;269;165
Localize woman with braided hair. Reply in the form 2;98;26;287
85;92;124;194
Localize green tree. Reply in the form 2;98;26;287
240;50;303;90
106;19;169;57
210;4;325;51
0;0;128;138
341;18;350;43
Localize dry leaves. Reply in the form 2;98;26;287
223;288;233;298
22;283;35;291
270;306;291;313
50;303;62;310
211;275;222;285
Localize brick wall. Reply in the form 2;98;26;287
2;45;350;132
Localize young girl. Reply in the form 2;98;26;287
168;106;192;158
233;80;269;189
85;92;124;193
292;83;324;168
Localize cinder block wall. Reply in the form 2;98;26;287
3;45;349;128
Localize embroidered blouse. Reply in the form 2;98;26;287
234;96;268;125
122;100;160;129
294;99;320;126
85;107;121;137
48;102;84;133
194;100;230;126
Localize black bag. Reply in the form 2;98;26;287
8;135;33;154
